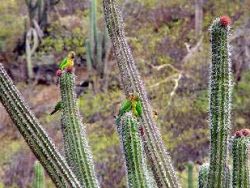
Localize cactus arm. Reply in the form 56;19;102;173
33;161;45;188
116;112;151;188
59;72;99;188
232;137;250;187
103;0;179;187
207;17;232;188
198;164;209;188
187;162;193;188
0;64;81;188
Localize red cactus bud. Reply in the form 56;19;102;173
241;129;250;137
220;16;231;27
235;130;242;138
56;69;62;77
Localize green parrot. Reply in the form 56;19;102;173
118;93;142;117
58;51;76;71
50;101;63;115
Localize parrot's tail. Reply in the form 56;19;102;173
50;109;57;115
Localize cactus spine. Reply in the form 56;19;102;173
103;0;179;187
198;164;209;188
86;0;111;91
59;72;99;188
207;16;232;188
116;112;151;188
232;136;250;187
0;64;81;188
32;161;45;188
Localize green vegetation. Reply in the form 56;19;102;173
0;0;250;187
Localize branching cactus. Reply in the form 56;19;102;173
116;112;151;188
59;72;99;188
232;132;250;187
103;0;179;187
198;163;209;188
0;64;81;188
32;161;45;188
207;16;232;188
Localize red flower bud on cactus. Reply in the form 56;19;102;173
235;130;242;138
241;129;250;137
220;16;231;27
56;69;62;77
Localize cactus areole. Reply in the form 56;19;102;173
207;16;232;188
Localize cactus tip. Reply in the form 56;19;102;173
234;130;242;138
220;16;231;27
56;69;62;77
241;129;250;137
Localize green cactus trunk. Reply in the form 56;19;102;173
116;112;151;188
187;162;194;188
103;0;179;187
207;17;232;188
59;72;99;188
33;161;45;188
198;164;209;188
0;64;81;188
232;137;250;187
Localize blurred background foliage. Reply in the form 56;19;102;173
0;0;250;187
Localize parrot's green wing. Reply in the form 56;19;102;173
135;100;142;117
59;58;68;70
50;101;63;115
118;99;132;117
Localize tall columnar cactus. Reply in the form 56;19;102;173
103;0;179;187
198;164;209;188
207;16;232;188
232;135;250;187
187;162;194;188
59;72;99;188
32;161;45;188
86;0;111;82
0;64;81;188
116;112;151;188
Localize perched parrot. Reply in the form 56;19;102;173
118;93;142;117
50;101;63;115
58;51;76;72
